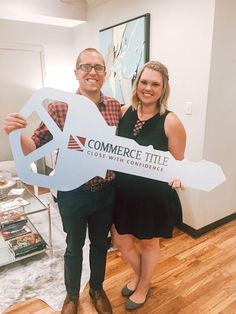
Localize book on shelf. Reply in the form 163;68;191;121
0;209;28;230
8;232;47;257
0;197;30;212
1;223;32;241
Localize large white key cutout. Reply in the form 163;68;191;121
10;88;226;192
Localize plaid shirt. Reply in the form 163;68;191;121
32;90;121;186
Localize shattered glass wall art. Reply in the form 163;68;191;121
99;13;150;104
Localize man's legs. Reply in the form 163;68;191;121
62;214;87;296
57;188;93;314
87;184;115;314
88;204;113;289
57;183;114;314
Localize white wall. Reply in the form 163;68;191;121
198;0;236;228
0;19;77;91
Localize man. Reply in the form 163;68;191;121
4;48;121;314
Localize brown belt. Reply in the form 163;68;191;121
81;181;113;192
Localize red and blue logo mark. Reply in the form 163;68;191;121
68;135;86;152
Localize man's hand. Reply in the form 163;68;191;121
169;176;186;191
4;113;27;134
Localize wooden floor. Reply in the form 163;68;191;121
4;220;236;314
3;299;60;314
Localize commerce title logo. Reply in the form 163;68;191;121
68;135;169;173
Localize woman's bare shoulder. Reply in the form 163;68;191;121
121;104;132;117
165;111;184;129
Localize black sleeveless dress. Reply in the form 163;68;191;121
113;106;182;239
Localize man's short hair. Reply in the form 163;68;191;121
76;48;105;69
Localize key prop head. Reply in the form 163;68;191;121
9;88;115;191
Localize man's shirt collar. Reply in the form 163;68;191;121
76;89;105;107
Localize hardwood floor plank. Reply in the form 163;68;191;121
219;297;236;313
3;298;60;314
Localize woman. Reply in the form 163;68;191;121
112;61;186;311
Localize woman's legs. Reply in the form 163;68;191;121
130;238;160;303
112;226;161;303
111;226;141;290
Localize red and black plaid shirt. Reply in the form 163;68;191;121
32;90;121;186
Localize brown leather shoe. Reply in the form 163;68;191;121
61;294;79;314
89;288;112;314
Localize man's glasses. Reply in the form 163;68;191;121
78;64;106;73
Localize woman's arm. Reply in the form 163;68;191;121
164;112;186;160
165;112;186;190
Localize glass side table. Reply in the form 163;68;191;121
0;183;53;267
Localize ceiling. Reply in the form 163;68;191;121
0;0;109;27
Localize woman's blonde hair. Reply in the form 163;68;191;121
131;61;170;115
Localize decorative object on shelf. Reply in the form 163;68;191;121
0;209;28;229
1;223;32;241
0;179;6;186
0;160;39;196
8;232;47;257
0;179;15;190
0;185;53;269
100;13;150;104
0;171;15;200
0;197;29;212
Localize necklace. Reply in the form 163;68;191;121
138;104;159;121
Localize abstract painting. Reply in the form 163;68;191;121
99;13;150;104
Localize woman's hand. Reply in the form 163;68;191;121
168;177;186;191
